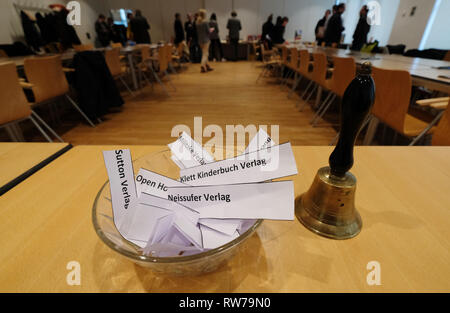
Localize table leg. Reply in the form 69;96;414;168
127;53;138;90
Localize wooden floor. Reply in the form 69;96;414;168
10;61;338;146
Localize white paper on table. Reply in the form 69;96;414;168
161;226;193;246
200;224;240;250
167;180;295;220
102;149;138;234
125;203;172;242
245;128;275;154
198;218;241;236
135;168;186;196
168;131;214;168
179;142;297;185
139;192;200;224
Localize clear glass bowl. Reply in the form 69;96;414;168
92;148;262;276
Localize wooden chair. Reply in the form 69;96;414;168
290;49;312;98
363;66;435;145
110;42;123;48
256;44;281;83
311;56;356;126
431;99;450;145
281;47;298;88
298;53;328;111
24;55;95;127
73;44;94;52
0;49;8;57
279;45;289;83
104;48;134;96
0;62;63;142
165;44;178;75
138;45;172;96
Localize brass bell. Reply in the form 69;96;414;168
296;62;375;239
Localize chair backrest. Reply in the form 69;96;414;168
289;47;298;69
321;41;326;47
73;44;94;52
0;49;8;57
24;55;69;103
371;66;411;133
328;56;356;97
311;53;328;86
0;62;31;125
158;46;168;72
432;98;450;146
298;49;310;75
166;44;173;62
280;46;288;64
104;48;122;77
140;45;151;62
111;42;123;48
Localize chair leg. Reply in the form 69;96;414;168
28;116;53;142
288;74;302;98
409;110;444;146
169;63;177;74
151;68;169;96
4;125;19;141
11;123;25;141
363;116;378;145
256;65;268;83
311;93;336;126
65;95;96;128
31;110;64;142
329;133;339;145
330;115;372;146
310;92;333;123
304;84;318;104
118;76;135;97
300;80;314;100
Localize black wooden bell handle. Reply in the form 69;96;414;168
329;62;375;177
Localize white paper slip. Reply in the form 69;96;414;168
135;168;186;196
173;215;203;249
148;213;175;245
198;218;241;236
245;128;275;153
179;142;297;185
125;203;172;242
139;192;200;225
200;225;240;250
168;131;214;168
102;149;138;232
171;155;186;169
167;181;295;220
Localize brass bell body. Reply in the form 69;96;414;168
295;166;362;239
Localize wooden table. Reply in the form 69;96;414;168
0;142;71;196
0;145;449;292
286;44;450;94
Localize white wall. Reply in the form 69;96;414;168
388;0;435;49
420;0;450;50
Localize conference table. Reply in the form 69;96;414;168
285;44;450;94
0;144;449;292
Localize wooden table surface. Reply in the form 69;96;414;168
0;145;449;292
286;44;450;93
0;142;70;195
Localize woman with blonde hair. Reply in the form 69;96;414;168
196;9;213;73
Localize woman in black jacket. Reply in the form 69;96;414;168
314;9;330;45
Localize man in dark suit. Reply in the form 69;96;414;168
130;10;151;44
324;3;345;46
227;11;242;61
351;5;370;51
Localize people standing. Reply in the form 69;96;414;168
174;13;185;46
226;11;241;61
261;14;274;48
185;14;197;62
126;12;133;41
95;14;110;47
209;13;223;61
270;16;289;45
130;9;151;44
315;9;331;45
196;9;213;73
351;5;370;51
324;3;345;46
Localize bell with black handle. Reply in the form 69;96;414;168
295;62;375;239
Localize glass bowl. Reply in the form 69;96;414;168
92;148;262;276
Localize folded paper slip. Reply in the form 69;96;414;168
179;142;298;186
167;180;295;220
